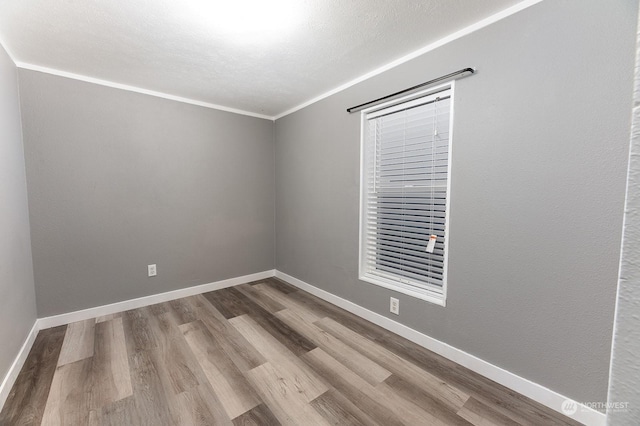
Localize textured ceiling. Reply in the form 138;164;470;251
0;0;525;118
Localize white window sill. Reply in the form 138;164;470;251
359;273;446;307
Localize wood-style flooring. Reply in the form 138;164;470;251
0;278;581;425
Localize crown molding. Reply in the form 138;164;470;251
273;0;544;120
16;62;275;121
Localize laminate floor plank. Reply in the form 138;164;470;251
167;298;199;325
316;316;470;411
303;347;439;426
121;307;158;354
127;349;180;426
1;281;581;426
234;288;317;356
231;403;281;426
0;325;66;426
176;384;234;426
95;313;122;324
229;314;327;403
285;285;417;350
289;287;580;425
235;283;287;314
255;278;298;294
246;362;330;426
457;397;522;426
146;311;201;395
324;310;573;426
276;309;391;386
140;309;232;426
383;374;474;426
96;396;140;426
347;322;565;425
309;389;378;426
206;287;317;356
278;282;385;330
180;320;261;419
57;319;95;366
139;312;230;426
202;287;251;319
190;294;267;372
91;317;133;409
253;283;322;324
41;357;93;426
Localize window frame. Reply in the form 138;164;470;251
358;81;455;306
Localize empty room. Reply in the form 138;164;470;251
0;0;638;425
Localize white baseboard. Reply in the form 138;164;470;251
0;321;39;411
1;268;605;425
37;270;275;329
275;270;606;426
0;270;276;412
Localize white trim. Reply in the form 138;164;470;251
37;270;275;329
0;322;39;411
358;84;452;306
357;108;367;295
7;0;542;121
0;267;605;425
0;270;275;412
0;36;18;64
442;81;455;306
0;30;35;415
359;274;446;306
15;63;274;121
363;84;450;117
275;270;606;426
273;0;544;120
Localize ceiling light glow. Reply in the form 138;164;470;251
189;0;300;39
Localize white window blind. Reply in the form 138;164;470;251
360;87;452;303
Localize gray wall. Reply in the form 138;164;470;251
607;8;640;425
19;70;275;317
0;46;37;384
275;0;637;404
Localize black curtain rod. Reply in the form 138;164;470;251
346;67;475;113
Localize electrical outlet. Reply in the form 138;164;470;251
148;264;157;277
390;297;399;315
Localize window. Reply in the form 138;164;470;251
359;84;453;305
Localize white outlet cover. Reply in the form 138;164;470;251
148;264;157;277
390;297;399;315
